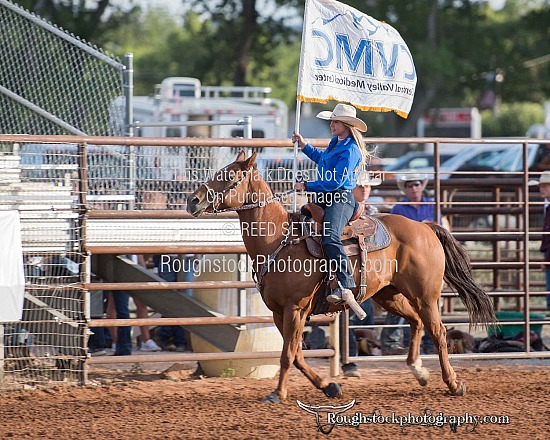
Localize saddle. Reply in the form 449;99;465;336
299;203;392;317
300;203;391;258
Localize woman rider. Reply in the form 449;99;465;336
292;103;371;305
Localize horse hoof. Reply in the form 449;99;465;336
418;377;429;387
453;382;466;397
418;369;430;387
323;382;343;398
261;391;282;404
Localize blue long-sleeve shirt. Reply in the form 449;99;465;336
302;135;362;192
390;196;435;222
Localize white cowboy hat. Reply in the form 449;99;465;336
356;170;382;186
396;171;429;192
528;171;550;186
316;103;368;132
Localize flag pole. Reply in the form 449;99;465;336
293;100;302;212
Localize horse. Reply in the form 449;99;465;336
187;151;495;403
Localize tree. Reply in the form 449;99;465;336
188;0;302;86
482;103;544;137
23;0;547;137
16;0;141;45
339;0;549;136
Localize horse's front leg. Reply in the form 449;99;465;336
262;306;306;403
293;344;343;398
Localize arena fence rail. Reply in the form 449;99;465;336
1;134;549;389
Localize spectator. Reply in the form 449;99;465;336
341;170;380;377
150;254;193;351
135;255;161;352
531;171;550;310
134;297;162;352
108;290;133;356
381;173;436;355
105;255;160;355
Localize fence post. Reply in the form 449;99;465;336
0;324;4;382
329;313;340;377
124;53;134;138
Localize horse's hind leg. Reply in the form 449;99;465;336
418;302;465;396
373;290;430;387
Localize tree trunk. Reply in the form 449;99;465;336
233;0;257;86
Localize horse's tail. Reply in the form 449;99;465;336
427;222;496;329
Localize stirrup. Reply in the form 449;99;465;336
327;287;347;304
341;290;367;321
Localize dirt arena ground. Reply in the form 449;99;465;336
0;356;548;440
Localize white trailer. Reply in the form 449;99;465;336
109;77;290;183
115;76;288;139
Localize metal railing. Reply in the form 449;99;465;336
1;134;549;388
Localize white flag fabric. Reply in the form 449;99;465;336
0;211;25;321
297;0;417;119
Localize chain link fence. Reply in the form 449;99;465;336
0;0;127;388
1;142;85;387
0;0;126;136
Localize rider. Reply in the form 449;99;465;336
292;104;371;305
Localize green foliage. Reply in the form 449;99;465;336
252;41;301;106
16;0;142;44
18;0;549;137
481;102;545;137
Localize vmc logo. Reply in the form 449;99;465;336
312;30;416;81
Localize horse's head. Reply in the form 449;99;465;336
186;151;257;217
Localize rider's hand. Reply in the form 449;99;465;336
291;132;306;149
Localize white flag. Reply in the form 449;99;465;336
297;0;417;119
0;211;25;322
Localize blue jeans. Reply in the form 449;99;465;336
341;299;374;359
112;291;132;355
157;325;188;349
381;312;435;354
546;267;550;310
317;190;357;289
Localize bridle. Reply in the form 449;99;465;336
199;167;295;214
199;167;251;213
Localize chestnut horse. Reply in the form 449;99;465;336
187;152;495;403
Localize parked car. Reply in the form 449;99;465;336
382;151;453;180
383;151;453;172
408;144;510;180
441;144;511;179
491;142;550;176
